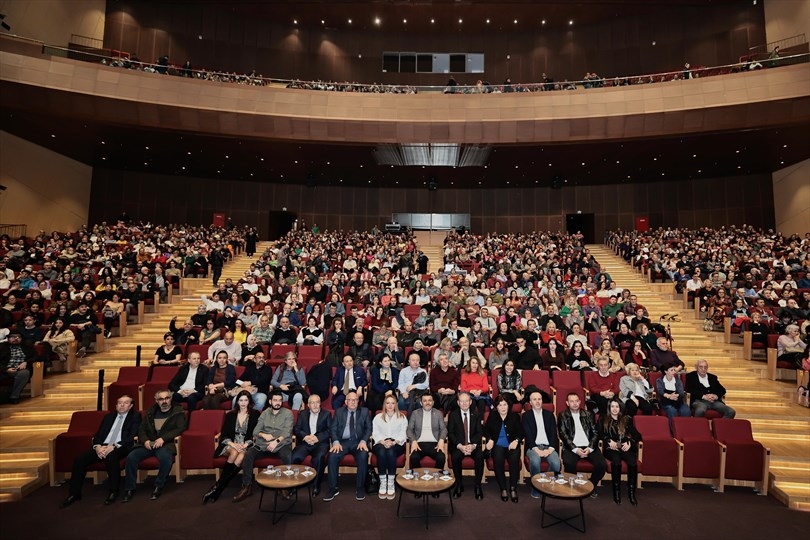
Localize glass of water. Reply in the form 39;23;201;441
433;471;439;481
577;472;584;482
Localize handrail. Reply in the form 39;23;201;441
748;33;807;55
69;33;103;49
5;32;809;94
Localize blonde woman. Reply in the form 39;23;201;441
371;395;408;500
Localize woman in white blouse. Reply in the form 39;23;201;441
371;395;408;500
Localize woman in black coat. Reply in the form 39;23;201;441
599;397;641;506
203;390;260;503
483;395;524;503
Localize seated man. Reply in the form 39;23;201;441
685;359;736;418
447;391;484;499
430;352;460;413
60;395;142;508
234;350;273;410
522;390;562;498
649;337;685;372
324;391;372;502
168;352;208;412
377;336;405;369
397;352;429;411
207;331;241;365
292;394;333;496
122;389;187;502
557;392;606;497
0;331;35;404
331;354;368;409
270;316;297;345
588;358;620;415
407;393;448;473
233;391;294;502
68;303;101;358
346;331;374;368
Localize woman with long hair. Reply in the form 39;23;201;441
497;359;524;408
202;351;237;409
203;390;260;503
371;394;408;500
460;356;490;416
488;337;510;370
566;340;593;371
483;395;523;503
41;317;75;365
599;397;640;505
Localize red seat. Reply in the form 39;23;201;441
711;418;769;495
268;344;296;363
554;386;585;416
106;366;150;411
49;410;109;486
672;417;725;491
178;409;226;481
634;415;680;487
142;366;180;410
185;343;211;361
297;345;323;364
551;370;583;391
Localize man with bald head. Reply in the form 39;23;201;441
208;331;241;365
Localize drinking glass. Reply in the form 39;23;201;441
433;471;439;482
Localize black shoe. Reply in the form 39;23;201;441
150;487;163;500
122;490;135;503
453;486;463;498
414;493;423;499
104;492;118;505
510;488;519;503
323;489;339;501
203;483;218;504
474;485;484;500
500;490;509;502
59;495;80;508
431;493;440;499
312;487;320;497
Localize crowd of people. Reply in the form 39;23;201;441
0;220;252;403
46;225;752;509
606;226;810;389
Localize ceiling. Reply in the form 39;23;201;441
177;0;749;34
3;107;807;189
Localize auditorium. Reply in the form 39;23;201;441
0;1;808;538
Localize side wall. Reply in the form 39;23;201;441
89;168;775;239
0;0;106;46
0;131;92;233
772;158;810;237
764;0;810;46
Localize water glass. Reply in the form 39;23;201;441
442;469;450;477
569;477;575;489
433;471;439;482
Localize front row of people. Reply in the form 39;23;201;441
61;386;642;508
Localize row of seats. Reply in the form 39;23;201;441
50;408;767;496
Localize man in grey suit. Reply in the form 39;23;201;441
324;391;372;502
407;393;448;471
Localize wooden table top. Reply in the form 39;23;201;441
396;468;455;494
531;473;594;499
256;465;316;490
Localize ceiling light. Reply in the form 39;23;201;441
431;18;435;24
569;20;574;25
514;19;518;24
101;157;106;160
486;19;490;24
374;17;381;25
458;18;463;23
293;19;297;25
541;19;546;25
181;166;185;170
145;146;149;150
198;35;202;40
321;20;325;24
348;18;352;24
403;19;407;23
187;151;191;155
101;141;105;145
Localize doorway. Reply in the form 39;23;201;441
566;213;595;244
267;211;297;240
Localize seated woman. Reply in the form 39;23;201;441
199;319;221;344
488;338;510;370
232;319;248;345
153;332;182;367
497;359;524;408
623;338;649;370
367;355;400;412
372;319;394;348
240;334;263;365
613;323;635;352
592;338;625;373
324;317;347;366
566;340;594;371
433;337;455;367
776;324;807;369
491;322;518;349
460;356;491;416
297;316;324;346
100;292;124;339
655;363;690;428
619;363;654;416
541;338;566;371
238;305;259;331
41;317;75;367
540;321;564;348
271;351;308;410
483;395;523;503
747;311;770;349
202;351;237;409
599;397;640;506
203;390;260;503
371;395;408;500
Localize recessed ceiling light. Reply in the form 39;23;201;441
145;146;149;150
514;19;518;24
293;19;297;25
403;19;407;23
348;18;352;24
653;157;657;161
321;20;325;24
736;150;740;153
486;19;490;24
458;18;463;23
581;162;585;166
198;35;203;40
294;160;298;163
358;54;362;58
260;158;264;161
693;154;696;157
187;151;191;155
541;19;546;25
101;141;105;145
431;18;435;24
143;162;147;165
225;155;229;159
616;160;620;164
181;166;185;170
374;17;381;25
783;144;788;148
101;157;106;160
515;165;519;168
51;134;56;138
569;20;574;25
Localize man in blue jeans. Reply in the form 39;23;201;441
324;391;371;502
522;390;562;498
121;389;186;502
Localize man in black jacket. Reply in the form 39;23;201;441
447;391;484;500
291;394;333;496
0;331;35;403
685;359;736;418
557;392;606;495
60;395;142;507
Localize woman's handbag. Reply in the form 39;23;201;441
365;467;380;494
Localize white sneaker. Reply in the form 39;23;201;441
386;475;396;499
378;476;387;499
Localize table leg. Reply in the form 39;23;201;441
540;495;587;533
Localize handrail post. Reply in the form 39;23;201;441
97;369;105;411
136;345;142;367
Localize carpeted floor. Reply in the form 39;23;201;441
3;475;807;540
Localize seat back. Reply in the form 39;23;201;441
187;409;226;433
672;417;713;441
67;410;108;433
711;418;754;444
269;344;296;362
555;386;585;415
186;343;211;361
115;366;150;383
552;370;583;389
520;369;551;395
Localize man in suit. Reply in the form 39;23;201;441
447;391;484;499
331;354;368;409
168;351;208;412
232;391;294;502
324;391;371;502
557;392;606;497
292;394;333;496
685;359;736;418
407;393;448;472
60;395;142;507
122;389;187;502
522;390;562;498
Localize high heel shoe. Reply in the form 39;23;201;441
500;490;508;502
510;488;518;503
202;483;219;503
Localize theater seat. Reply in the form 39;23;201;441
634;416;680;488
49;410;109;487
672;417;725;492
135;410;186;485
711;418;770;496
105;366;150;411
178;409;226;482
